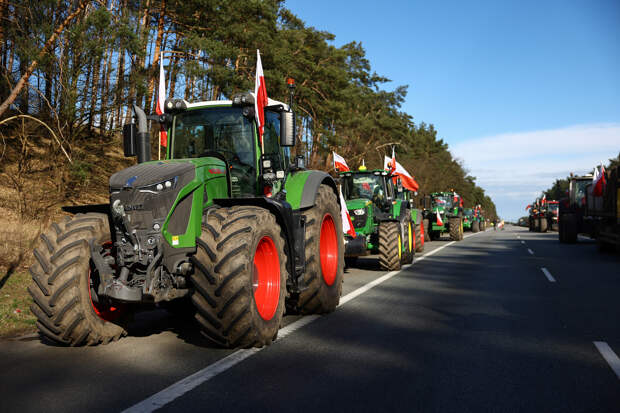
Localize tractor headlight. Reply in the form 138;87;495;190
111;199;124;218
353;209;365;216
138;177;178;194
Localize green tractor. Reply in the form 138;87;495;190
462;208;474;231
472;204;485;232
340;167;420;271
423;191;464;241
28;91;345;348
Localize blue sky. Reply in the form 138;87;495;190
285;0;620;220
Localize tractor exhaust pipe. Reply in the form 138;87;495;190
133;104;151;164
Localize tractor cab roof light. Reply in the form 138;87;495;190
164;98;187;113
232;92;255;106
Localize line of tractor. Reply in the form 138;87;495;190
27;57;489;349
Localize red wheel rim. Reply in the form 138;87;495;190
420;221;425;247
319;213;338;286
89;242;123;322
252;236;280;321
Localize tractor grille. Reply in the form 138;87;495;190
350;209;367;229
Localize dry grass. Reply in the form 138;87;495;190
0;119;134;338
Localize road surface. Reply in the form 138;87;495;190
1;226;619;412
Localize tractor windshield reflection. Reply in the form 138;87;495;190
343;174;384;200
171;107;256;196
432;195;452;208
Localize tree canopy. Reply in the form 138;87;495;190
0;0;497;218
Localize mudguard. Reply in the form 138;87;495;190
285;170;338;210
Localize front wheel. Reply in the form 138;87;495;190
449;217;462;241
472;221;479;233
379;221;401;271
415;221;424;252
191;206;287;348
423;219;431;242
291;185;344;314
28;213;129;346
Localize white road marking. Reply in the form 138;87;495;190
541;267;556;282
521;240;525;245
122;235;475;413
593;341;620;380
527;248;534;255
517;235;520;239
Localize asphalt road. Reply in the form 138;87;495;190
1;226;619;412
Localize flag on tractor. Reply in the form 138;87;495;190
541;194;547;204
383;155;419;191
526;204;532;210
155;57;167;147
593;163;606;196
339;187;356;238
333;152;350;172
254;49;268;145
436;211;443;226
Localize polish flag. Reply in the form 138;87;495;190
254;49;268;145
339;187;356;238
593;163;606;196
390;147;397;175
383;156;419;191
333;151;350;172
436;211;443;226
155;56;167;147
541;194;547;204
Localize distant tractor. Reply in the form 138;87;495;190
463;208;472;232
28;90;345;348
547;200;559;231
423;191;464;241
340;167;417;270
560;167;620;252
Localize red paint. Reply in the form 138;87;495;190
208;168;225;174
320;214;338;286
253;236;281;320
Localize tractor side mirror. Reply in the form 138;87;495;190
280;111;295;147
123;123;137;157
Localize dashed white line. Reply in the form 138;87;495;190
123;234;475;412
527;248;534;255
594;341;620;380
541;267;556;282
521;240;526;245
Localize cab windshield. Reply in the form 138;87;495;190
171;107;255;196
432;195;452;209
343;173;385;201
548;203;559;213
464;208;473;216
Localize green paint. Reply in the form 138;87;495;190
284;171;311;210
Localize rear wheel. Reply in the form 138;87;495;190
191;206;287;348
28;213;129;346
423;219;431;242
401;220;414;264
379;221;401;271
292;185;344;314
558;219;565;243
563;213;578;243
449;217;461;241
540;217;548;233
415;222;424;252
472;221;480;233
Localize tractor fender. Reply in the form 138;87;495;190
286;170;339;210
410;209;423;226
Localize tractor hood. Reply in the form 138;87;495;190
110;160;195;191
346;198;372;211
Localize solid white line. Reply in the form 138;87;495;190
123;236;470;412
527;248;534;255
594;341;620;380
541;267;556;283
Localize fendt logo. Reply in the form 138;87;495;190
124;204;144;211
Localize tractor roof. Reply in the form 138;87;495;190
177;93;289;111
339;169;390;176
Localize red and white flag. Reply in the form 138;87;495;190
436;211;443;226
541;194;547;204
390;147;397;174
155;56;167;147
333;151;350;172
254;49;268;145
339;187;356;238
383;155;419;191
593;163;606;196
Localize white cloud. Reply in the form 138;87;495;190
451;123;620;220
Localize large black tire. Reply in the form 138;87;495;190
534;217;541;232
292;185;344;314
28;213;129;346
379;221;401;271
540;217;548;233
472;221;480;233
551;223;559;232
191;206;287;348
423;219;430;242
449;217;461;241
558;219;566;243
415;222;424;252
401;219;414;265
563;213;578;243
